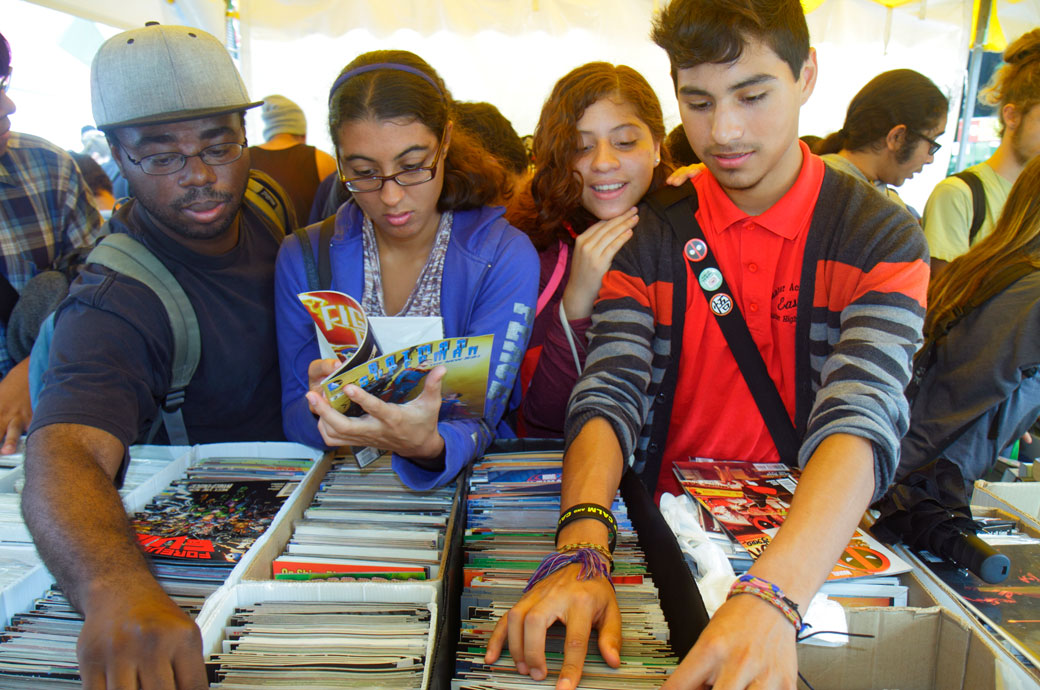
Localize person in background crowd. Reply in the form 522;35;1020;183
249;94;337;229
486;1;928;688
68;151;116;216
508;62;671;438
814;69;948;217
275;50;537;490
899;155;1040;489
22;23;290;689
665;122;699;166
924;28;1040;278
456;100;530;200
0;31;104;455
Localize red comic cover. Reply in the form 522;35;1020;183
131;480;296;565
674;460;910;580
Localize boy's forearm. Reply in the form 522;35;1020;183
748;432;876;608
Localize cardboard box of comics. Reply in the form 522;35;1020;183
797;606;1034;690
973;480;1040;530
197;580;439;689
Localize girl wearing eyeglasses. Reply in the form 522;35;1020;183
274;50;538;489
509;62;671;437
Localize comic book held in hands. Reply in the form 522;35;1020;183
674;460;911;581
298;290;494;467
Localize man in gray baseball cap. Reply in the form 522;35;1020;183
22;23;292;690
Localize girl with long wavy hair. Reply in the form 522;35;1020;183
275;50;538;489
510;62;671;437
899;155;1040;488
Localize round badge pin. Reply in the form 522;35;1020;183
698;267;723;292
710;293;733;316
684;238;708;262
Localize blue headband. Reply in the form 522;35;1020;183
328;62;444;105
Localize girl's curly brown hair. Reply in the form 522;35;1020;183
510;62;671;251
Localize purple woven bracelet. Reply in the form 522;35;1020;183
523;548;614;593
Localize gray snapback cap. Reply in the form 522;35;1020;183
91;23;262;129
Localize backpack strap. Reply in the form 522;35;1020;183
536;240;569;318
86;233;200;445
953;170;986;246
293;214;336;291
244;169;294;240
647;183;802;466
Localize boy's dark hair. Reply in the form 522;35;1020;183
0;31;10;77
651;0;810;86
455;101;529;176
68;152;114;196
665;124;699;166
815;69;948;162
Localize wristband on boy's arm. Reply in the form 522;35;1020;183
555;502;617;553
726;574;806;634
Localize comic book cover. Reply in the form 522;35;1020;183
320;334;493;420
297;290;379;364
131;480;296;565
674;460;910;580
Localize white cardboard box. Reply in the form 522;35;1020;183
0;442;323;626
238;454;462;606
197;580;439;690
973;481;1040;530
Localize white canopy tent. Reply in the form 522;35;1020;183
5;0;1040;209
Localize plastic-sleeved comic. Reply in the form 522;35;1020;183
674;460;911;581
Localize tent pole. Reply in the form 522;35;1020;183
954;0;992;172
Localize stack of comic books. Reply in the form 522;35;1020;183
673;460;913;606
0;454;311;687
453;450;680;688
271;454;455;582
206;600;433;689
130;455;310;606
0;589;83;687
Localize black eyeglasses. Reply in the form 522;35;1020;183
123;141;246;175
910;129;941;156
339;129;447;193
0;71;11;95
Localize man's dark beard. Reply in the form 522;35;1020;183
141;183;245;241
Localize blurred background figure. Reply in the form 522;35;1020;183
664;123;699;167
814;69;949;219
455;101;530;201
249;94;337;230
68;152;115;217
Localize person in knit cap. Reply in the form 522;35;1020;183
249;94;337;229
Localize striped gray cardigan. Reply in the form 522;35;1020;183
564;167;929;502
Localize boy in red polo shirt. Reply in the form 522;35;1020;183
485;0;929;688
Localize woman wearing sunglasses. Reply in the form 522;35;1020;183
275;50;537;489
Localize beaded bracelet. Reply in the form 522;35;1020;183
558;541;614;571
556;503;618;553
727;574;805;633
523;548;614;594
